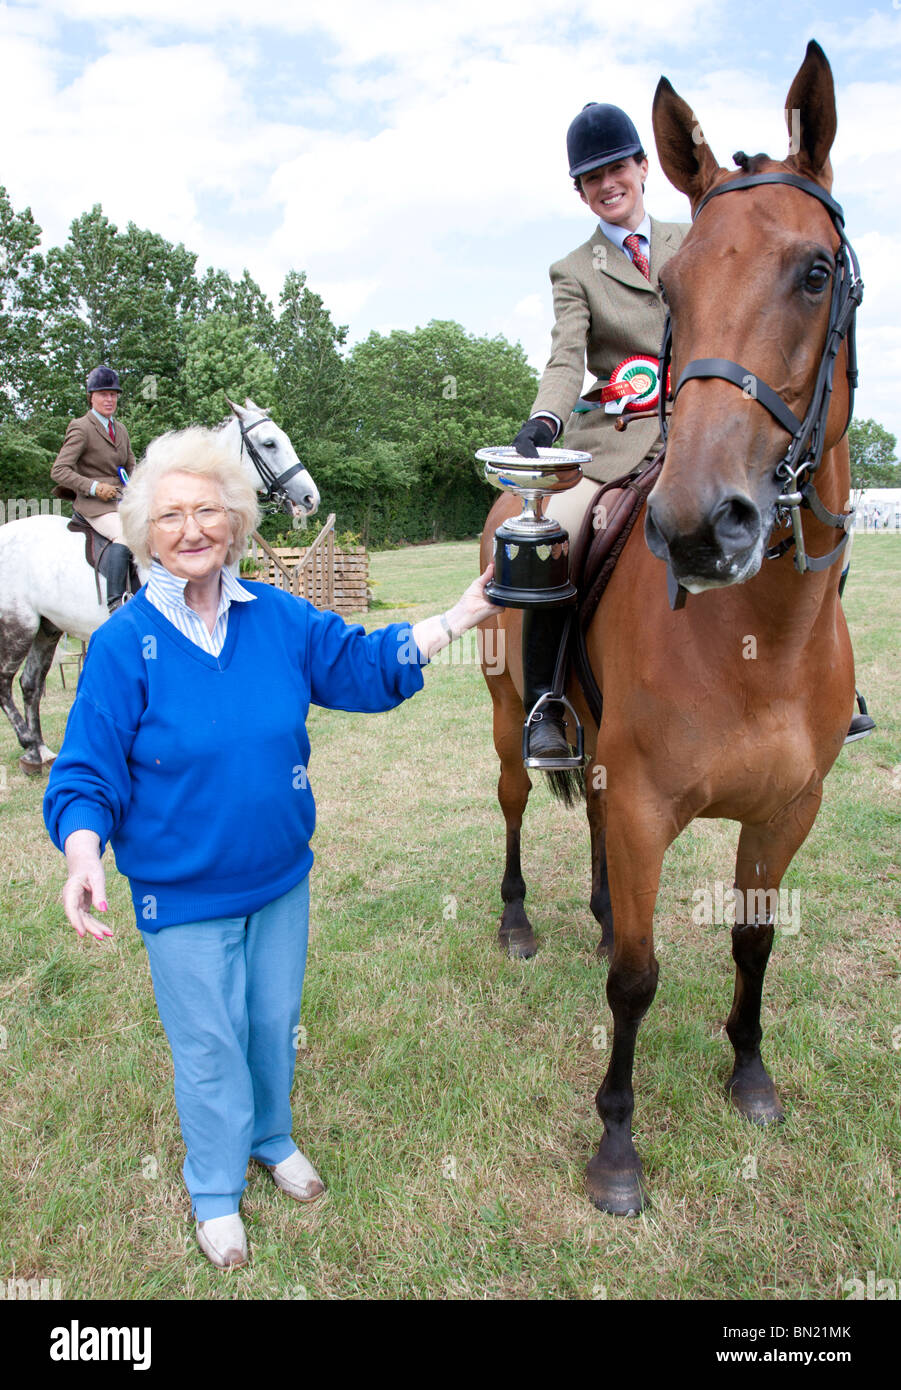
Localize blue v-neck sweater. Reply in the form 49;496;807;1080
43;584;426;930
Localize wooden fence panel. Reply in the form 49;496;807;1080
242;515;369;616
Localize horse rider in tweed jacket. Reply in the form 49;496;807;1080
51;366;137;612
508;102;688;767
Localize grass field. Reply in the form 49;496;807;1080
0;535;898;1300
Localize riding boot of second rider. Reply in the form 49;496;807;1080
521;607;573;765
837;559;876;743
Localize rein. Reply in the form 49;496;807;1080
237;414;305;502
657;165;864;575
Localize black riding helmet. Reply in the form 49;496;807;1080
86;366;122;395
567;103;643;178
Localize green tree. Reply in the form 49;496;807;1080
0;421;55;505
31;206;200;450
273;271;350;445
196;267;276;351
301;438;419;547
848;418;899;497
347;320;538;540
0;186;44;421
183;313;277;428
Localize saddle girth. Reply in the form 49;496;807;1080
563;453;666;730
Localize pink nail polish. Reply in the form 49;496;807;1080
98;901;108;911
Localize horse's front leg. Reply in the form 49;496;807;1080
495;711;536;959
483;614;538;959
587;774;614;959
586;779;669;1214
727;777;823;1124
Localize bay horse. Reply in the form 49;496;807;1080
0;399;319;775
479;40;860;1213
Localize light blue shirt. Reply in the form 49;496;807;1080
144;560;256;658
596;213;652;268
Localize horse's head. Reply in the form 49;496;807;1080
645;40;852;591
225;396;320;522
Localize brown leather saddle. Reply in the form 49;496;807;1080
67;510;140;605
565;452;665;728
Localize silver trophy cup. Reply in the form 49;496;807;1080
477;445;589;606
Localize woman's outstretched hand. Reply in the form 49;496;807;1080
411;563;502;662
449;562;502;632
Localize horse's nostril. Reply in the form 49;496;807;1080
643;502;669;559
714;494;760;546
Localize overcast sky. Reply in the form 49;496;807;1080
3;0;899;441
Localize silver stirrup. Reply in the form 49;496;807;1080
522;692;587;771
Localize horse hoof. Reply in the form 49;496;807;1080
19;757;43;777
500;929;538;960
585;1156;647;1216
728;1085;785;1126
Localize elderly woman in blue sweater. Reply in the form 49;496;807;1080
43;424;497;1271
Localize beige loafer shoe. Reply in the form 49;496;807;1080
257;1150;325;1202
196;1213;248;1269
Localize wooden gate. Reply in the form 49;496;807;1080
242;514;369;616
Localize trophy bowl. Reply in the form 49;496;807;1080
477;445;590;606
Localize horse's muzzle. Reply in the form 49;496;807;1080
645;489;764;590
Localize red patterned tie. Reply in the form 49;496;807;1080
624;233;650;281
108;419;115;443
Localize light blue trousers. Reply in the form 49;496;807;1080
140;875;310;1221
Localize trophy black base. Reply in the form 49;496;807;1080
487;521;576;608
485;580;576;608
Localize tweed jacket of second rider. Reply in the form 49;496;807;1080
530;215;687;482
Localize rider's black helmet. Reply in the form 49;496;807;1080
567;103;643;178
86;366;122;395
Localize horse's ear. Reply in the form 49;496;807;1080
225;395;245;418
784;40;836;184
653;77;721;206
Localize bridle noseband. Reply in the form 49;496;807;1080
238;414;306;503
658;166;864;575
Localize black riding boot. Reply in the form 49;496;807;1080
845;691;876;744
521;606;574;768
105;543;133;613
838;565;876;743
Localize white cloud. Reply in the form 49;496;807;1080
2;2;899;443
815;9;901;55
513;294;544;320
311;277;380;326
28;0;715;57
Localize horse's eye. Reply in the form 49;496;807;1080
804;264;830;294
263;439;276;448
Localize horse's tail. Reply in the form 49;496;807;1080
543;767;586;808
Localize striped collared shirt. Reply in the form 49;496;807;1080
144;560;256;657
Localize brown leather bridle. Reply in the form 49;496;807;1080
657;165;864;577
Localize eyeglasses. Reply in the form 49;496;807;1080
150;505;230;533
